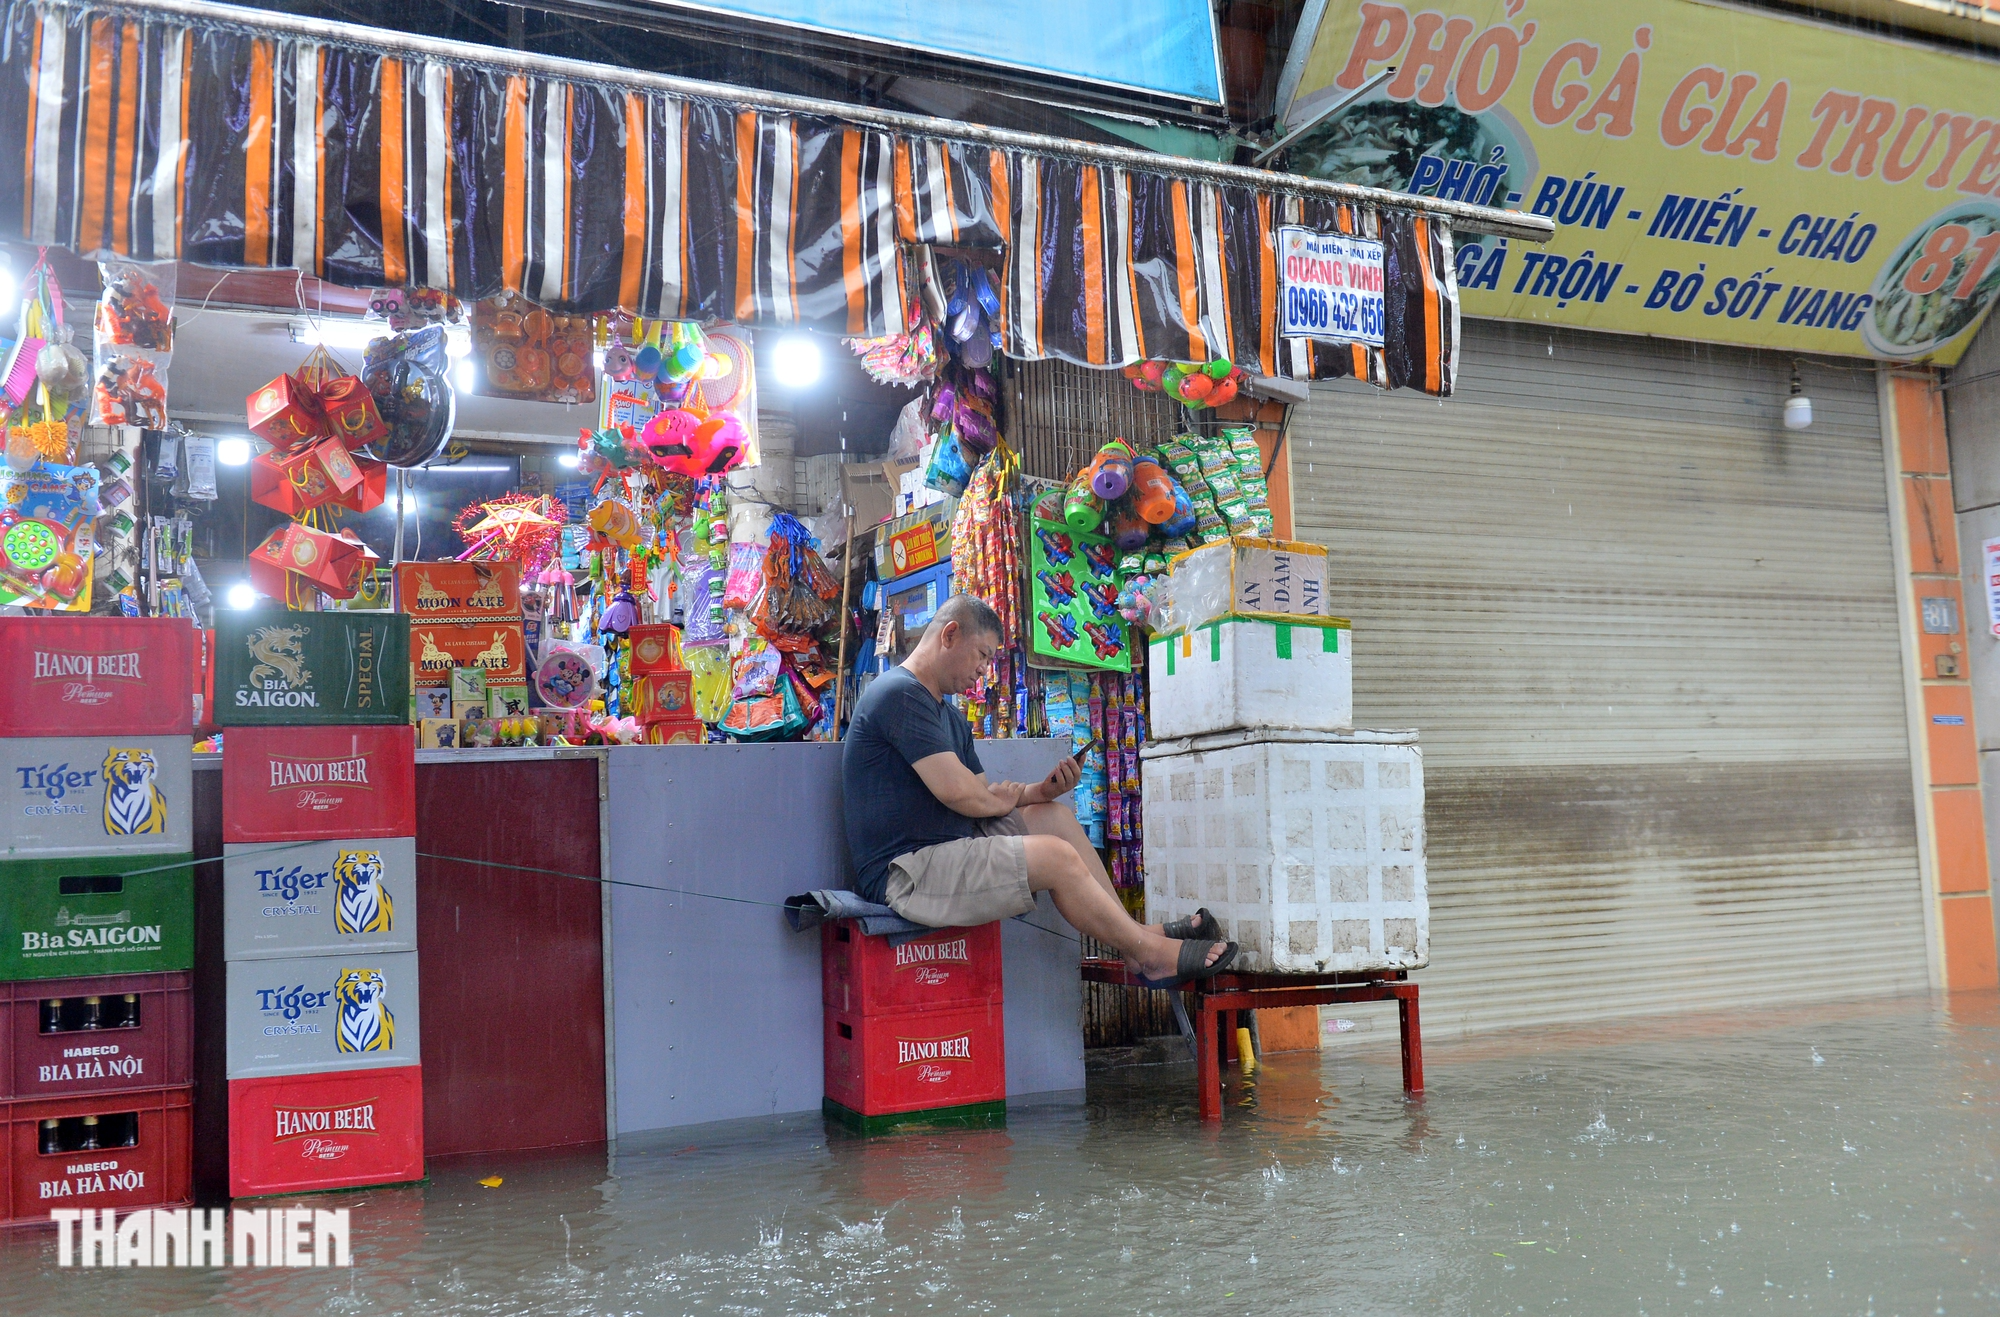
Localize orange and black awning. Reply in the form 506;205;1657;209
0;0;1493;394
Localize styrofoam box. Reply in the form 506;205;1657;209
224;950;421;1080
222;838;418;961
1147;616;1352;741
1141;728;1426;975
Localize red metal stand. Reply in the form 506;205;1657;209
1081;960;1423;1122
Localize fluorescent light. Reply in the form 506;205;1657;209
772;334;822;388
558;452;580;469
445;326;472;358
215;436;252;466
454;360;477;393
290;319;385;353
225;582;258;610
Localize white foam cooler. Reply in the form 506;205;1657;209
1147;615;1352;740
1141;727;1426;975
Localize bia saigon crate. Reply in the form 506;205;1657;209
0;853;194;981
212;611;410;726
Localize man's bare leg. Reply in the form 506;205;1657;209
1022;835;1223;980
1018;800;1171;935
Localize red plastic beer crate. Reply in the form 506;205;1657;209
223;725;415;842
822;1001;1005;1118
0;617;194;736
821;920;1002;1015
2;972;191;1101
227;1064;423;1198
3;1084;192;1226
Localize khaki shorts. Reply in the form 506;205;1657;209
883;810;1033;928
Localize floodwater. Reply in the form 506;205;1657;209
4;992;1995;1316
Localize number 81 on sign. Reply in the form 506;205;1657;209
1278;226;1386;348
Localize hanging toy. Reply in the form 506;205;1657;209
588;500;642;549
1129;457;1177;524
639;409;703;473
1161;475;1197;539
1061;470;1104;533
688;413;747;475
1088;439;1135;501
1109;504;1151;552
599;587;640;636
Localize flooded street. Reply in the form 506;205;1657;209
5;991;1995;1316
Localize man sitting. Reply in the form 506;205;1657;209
842;593;1234;986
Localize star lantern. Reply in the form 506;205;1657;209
451;491;566;576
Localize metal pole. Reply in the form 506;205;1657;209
84;0;1555;244
832;507;856;732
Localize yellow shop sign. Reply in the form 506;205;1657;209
1286;0;2000;363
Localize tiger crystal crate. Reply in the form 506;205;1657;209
222;837;418;961
0;736;193;858
1141;729;1427;975
224;950;421;1080
212;611;409;726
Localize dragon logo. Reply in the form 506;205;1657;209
334;968;396;1053
333;849;394;935
100;748;166;836
246;624;312;690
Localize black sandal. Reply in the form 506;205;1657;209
1138;939;1238;989
1161;907;1222;941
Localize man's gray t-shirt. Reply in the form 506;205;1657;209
843;666;984;903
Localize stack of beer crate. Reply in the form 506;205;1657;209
820;920;1006;1132
625;624;702;744
213;610;424;1197
0;617;197;1225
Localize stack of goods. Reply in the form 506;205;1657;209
219;697;420;1196
1156;427;1275;547
0;617;197;1224
1040;670;1147;914
625;623;701;744
1142;539;1426;978
0;262;102;613
950;444;1026;738
820;920;1005;1133
397;561;528;750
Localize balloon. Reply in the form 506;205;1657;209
1180;373;1214;402
1205;358;1234;380
1206;376;1240;408
1140;360;1167;384
1121;363;1143;380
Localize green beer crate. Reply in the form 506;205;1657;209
213;611;410;726
0;853;196;980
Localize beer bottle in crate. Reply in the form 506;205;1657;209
41;997;63;1032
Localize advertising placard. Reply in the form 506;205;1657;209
1278;227;1387;347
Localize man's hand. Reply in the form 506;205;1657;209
1020;754;1082;806
986;780;1028;813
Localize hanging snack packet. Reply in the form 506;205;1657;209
96;261;176;351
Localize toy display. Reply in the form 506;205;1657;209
361;326;457;468
1123;356;1247;410
470;293;594;404
0;460;98;610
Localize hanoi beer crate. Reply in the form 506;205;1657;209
1;1084;192;1226
227;1063;423;1198
0;736;194;859
0;971;191;1101
0;853;194;981
222;837;418;961
0;617;194;737
222;725;415;843
822;1000;1005;1122
821;920;1002;1015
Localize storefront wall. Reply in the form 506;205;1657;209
1947;313;2000;978
1290;320;1930;1036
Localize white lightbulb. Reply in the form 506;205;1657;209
226;582;259;610
215;436;252;466
771;334;823;388
445;326;473;358
1783;394;1812;430
454;360;477;393
558;452;580;469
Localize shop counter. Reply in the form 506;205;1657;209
193;740;1085;1192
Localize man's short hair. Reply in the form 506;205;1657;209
932;592;1003;641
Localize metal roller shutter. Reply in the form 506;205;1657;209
1291;321;1927;1036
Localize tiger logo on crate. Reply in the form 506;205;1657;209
334;968;395;1053
100;747;166;835
333;849;394;935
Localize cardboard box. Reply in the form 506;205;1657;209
411;686;451;721
485;685;530;718
395;561;520;620
447;666;488;705
409;621;527;688
841;458;917;528
416;718;458;750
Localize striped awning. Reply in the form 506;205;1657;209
0;0;1461;394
